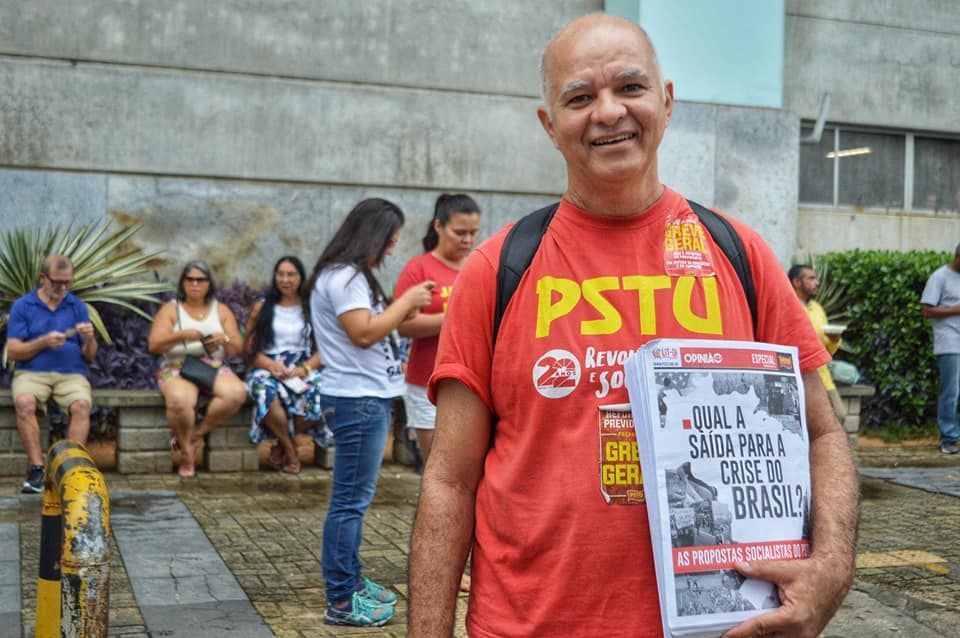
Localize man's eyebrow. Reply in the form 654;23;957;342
559;79;589;98
615;68;651;82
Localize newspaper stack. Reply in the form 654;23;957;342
623;339;812;638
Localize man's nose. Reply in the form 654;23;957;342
591;91;626;126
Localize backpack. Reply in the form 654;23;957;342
493;199;758;343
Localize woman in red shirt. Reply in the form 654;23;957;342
396;194;481;461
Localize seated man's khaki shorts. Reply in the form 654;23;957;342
12;371;92;410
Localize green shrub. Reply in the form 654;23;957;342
817;250;949;429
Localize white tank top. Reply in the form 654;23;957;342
264;304;311;355
165;300;226;362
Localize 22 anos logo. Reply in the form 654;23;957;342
532;349;581;398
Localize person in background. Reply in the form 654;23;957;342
148;260;246;478
921;243;960;454
244;256;327;474
396;193;481;592
308;198;434;627
396;193;481;463
6;254;96;493
789;264;846;422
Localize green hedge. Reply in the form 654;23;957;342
818;249;950;429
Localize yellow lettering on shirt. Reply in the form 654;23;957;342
622;275;671;335
533;274;723;337
536;277;581;338
674;276;722;334
580;277;621;335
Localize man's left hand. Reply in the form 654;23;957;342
722;555;852;638
75;322;95;342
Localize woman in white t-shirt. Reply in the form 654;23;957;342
308;198;433;628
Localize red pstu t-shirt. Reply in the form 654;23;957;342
429;188;829;638
395;252;461;387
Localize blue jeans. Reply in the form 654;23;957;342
320;395;393;605
937;354;960;445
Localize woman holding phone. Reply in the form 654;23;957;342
308;198;434;627
243;255;327;474
148;260;246;478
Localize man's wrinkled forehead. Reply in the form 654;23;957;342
541;15;661;99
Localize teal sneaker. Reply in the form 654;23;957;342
359;576;398;605
324;591;394;627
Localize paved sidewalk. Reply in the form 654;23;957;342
3;439;960;637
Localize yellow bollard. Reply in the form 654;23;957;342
35;440;111;638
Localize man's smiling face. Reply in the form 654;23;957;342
538;18;673;191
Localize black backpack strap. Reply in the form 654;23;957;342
686;199;758;337
493;202;559;344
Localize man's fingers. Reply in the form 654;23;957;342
734;560;795;584
722;608;781;638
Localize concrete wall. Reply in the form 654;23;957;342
0;0;800;285
784;0;960;132
795;208;960;257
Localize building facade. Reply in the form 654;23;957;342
0;1;957;285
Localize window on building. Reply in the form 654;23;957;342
798;126;834;205
836;130;904;208
799;125;958;214
914;136;960;214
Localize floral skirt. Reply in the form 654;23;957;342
245;351;332;448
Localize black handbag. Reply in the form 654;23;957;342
180;355;218;392
176;301;218;392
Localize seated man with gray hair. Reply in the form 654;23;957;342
6;254;97;493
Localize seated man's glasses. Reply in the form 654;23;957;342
44;276;72;288
184;277;210;284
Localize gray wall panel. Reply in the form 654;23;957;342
0;59;566;193
0;0;597;96
784;15;960;131
786;0;960;36
0;169;106;230
105;175;557;286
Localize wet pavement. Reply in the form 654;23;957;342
3;440;960;637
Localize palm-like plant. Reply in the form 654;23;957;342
0;222;173;345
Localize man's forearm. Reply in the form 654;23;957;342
805;371;859;605
6;337;47;362
408;478;476;636
82;339;98;361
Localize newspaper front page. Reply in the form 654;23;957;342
624;339;812;637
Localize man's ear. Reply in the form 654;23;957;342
537;105;560;150
663;80;675;124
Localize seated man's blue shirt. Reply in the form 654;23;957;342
7;290;90;375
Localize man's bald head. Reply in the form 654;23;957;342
40;254;73;277
540;13;663;107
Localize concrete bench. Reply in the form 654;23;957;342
0;389;331;475
837;384;876;445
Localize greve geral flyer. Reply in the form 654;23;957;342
624;339;812;638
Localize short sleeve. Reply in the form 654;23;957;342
6;297;29;340
733;220;831;375
921;271;942;306
327;266;373;316
427;235;505;410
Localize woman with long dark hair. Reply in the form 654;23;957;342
395;193;481;592
243;256;328;474
309;198;434;627
396;193;481;461
148;260;246;478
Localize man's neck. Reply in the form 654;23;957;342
949;258;960;273
37;288;63;310
564;175;664;217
